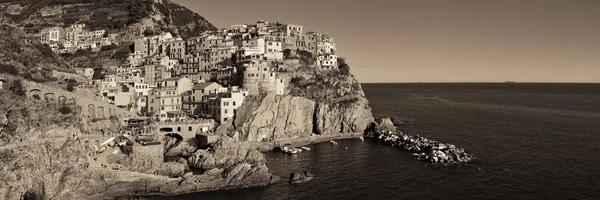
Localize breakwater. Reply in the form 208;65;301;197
370;131;476;164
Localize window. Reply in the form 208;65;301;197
189;126;193;131
224;109;228;114
233;101;236;106
161;106;164;110
177;127;181;132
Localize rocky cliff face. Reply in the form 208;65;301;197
218;61;374;142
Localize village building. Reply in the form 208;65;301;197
241;59;278;95
182;82;224;114
143;65;171;86
155;77;193;94
147;87;184;121
202;87;249;123
316;54;339;70
40;27;64;43
282;24;304;36
166;39;186;60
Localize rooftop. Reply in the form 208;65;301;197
193;82;222;90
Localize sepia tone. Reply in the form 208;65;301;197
175;0;600;83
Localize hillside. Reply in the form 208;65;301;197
0;25;72;81
2;0;216;39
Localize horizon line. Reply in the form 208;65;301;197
361;81;600;84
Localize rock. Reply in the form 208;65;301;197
201;155;217;170
375;117;396;133
216;93;373;141
372;131;475;164
157;162;186;178
206;168;224;176
289;171;314;184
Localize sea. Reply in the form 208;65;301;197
149;83;600;200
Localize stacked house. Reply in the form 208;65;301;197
39;24;117;53
78;21;339;122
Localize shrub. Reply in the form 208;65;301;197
100;44;118;51
9;80;26;96
283;49;292;59
337;57;350;76
112;48;130;60
290;76;305;86
0;64;19;75
59;106;73;115
143;29;155;36
66;83;75;92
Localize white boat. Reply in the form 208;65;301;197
282;146;298;154
359;136;365;141
330;140;338;145
100;137;116;146
301;146;311;151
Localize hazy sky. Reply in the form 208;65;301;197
172;0;600;83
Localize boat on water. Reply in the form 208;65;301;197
359;136;364;141
330;140;338;145
282;146;299;154
301;146;311;151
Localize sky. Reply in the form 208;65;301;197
172;0;600;83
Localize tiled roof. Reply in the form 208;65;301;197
192;82;221;90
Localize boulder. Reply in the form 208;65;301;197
157;162;186;178
375;117;396;133
289;171;313;184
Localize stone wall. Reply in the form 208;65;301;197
20;79;136;120
152;119;215;139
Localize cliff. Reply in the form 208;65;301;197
218;55;374;142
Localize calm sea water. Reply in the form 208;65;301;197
151;83;600;200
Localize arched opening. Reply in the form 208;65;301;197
159;127;173;132
97;106;105;119
58;96;67;104
164;133;183;140
44;93;56;103
88;104;96;119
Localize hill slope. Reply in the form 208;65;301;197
2;0;217;38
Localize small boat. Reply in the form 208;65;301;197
282;146;298;154
359;136;364;141
301;146;311;151
330;140;338;145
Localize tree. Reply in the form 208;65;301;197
9;80;26;96
59;106;73;114
283;49;292;59
121;84;129;92
92;68;105;80
143;29;155;36
337;57;350;76
0;64;19;75
66;81;76;92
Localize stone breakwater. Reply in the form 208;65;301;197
373;131;476;164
